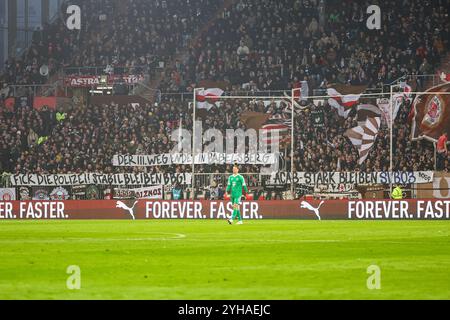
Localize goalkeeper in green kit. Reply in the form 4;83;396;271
226;164;248;225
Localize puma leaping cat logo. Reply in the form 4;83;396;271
300;201;324;220
116;200;138;220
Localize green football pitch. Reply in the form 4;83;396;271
0;220;448;299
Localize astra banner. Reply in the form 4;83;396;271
9;173;191;186
270;171;434;185
0;200;448;220
64;74;145;87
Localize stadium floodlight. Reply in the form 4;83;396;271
39;65;49;76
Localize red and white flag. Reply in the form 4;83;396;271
390;81;413;122
195;88;224;110
327;88;362;118
440;71;450;83
260;122;290;145
293;80;309;101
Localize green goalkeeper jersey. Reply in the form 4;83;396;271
226;174;248;198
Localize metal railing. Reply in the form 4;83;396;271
384;74;442;92
62;65;162;77
132;79;161;103
160;90;290;102
160;74;445;102
8;82;62;98
3;73;443;103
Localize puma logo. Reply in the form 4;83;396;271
300;201;324;220
116;200;138;220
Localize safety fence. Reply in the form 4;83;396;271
1;172;449;201
2;73;442;103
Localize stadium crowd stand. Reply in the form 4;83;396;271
0;0;449;176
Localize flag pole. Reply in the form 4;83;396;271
290;88;297;197
389;85;393;195
389;84;397;196
434;142;437;170
179;113;183;152
192;88;203;200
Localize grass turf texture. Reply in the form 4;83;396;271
0;220;448;299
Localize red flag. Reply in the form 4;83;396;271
4;97;15;112
33;96;57;111
440;71;450;83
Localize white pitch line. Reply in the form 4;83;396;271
182;238;343;243
174;238;445;244
0;232;186;243
0;235;444;245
